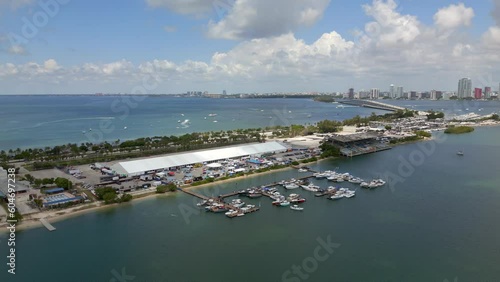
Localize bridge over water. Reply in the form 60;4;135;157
337;100;406;112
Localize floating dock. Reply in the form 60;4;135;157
40;218;56;231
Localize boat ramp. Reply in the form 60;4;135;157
40;218;56;231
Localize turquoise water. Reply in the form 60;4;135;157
1;126;500;282
2;96;499;151
0;96;386;150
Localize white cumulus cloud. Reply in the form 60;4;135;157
2;0;500;94
207;0;330;40
434;3;474;30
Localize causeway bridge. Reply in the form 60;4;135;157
338;100;406;112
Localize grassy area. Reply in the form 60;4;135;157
82;190;97;201
390;135;424;144
444;126;475;134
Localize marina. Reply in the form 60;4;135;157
180;167;385;219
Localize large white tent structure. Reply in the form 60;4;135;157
111;142;287;177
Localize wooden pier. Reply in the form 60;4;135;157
40;218;56;231
179;188;260;216
179;188;210;200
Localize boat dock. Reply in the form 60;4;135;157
178;169;320;218
40;218;56;231
178;168;385;219
179;188;260;216
179;188;210;200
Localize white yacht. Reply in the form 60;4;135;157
330;194;344;200
301;183;320;192
285;183;300;190
314;173;327;179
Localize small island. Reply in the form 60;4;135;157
444;125;475;134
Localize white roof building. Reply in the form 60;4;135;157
0;167;29;196
112;142;288;176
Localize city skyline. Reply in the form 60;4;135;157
1;0;500;94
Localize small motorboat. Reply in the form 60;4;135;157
344;192;356;198
225;210;238;217
290;205;304;211
272;200;282;206
329;194;344;200
231;199;245;208
247;193;262;198
196;200;208;207
314;173;326;179
301;183;320;192
280;201;291;207
457;151;464;156
290;198;306;203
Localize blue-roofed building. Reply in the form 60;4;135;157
44;187;65;195
43;192;83;208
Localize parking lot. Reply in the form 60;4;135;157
21;144;321;199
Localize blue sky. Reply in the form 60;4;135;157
1;0;499;94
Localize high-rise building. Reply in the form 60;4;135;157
474;88;482;99
430;90;437;100
458;78;472;99
348;88;354;99
410;91;417;100
396;86;403;98
222;90;227;95
359;91;370;99
389;84;395;98
370;88;380;99
484;87;491;98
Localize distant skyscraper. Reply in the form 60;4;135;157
348;88;354;99
458;78;472;99
370;88;380;99
474;88;482;99
431;90;437;100
389;84;395;98
223;90;227;95
396;86;403;98
484;87;491;98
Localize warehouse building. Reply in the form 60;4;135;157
0;167;28;198
111;142;288;177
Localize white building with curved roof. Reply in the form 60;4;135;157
111;142;288;177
